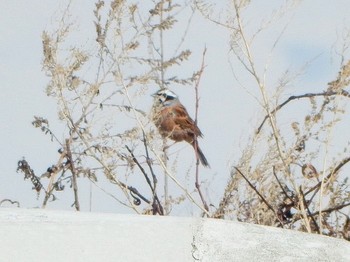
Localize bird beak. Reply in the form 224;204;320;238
151;92;157;97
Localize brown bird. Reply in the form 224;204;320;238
152;89;210;167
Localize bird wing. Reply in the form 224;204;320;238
171;105;203;137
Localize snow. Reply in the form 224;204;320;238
0;208;349;261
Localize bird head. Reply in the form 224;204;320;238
152;89;178;106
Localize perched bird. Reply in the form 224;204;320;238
152;89;210;167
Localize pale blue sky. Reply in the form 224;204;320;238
1;1;350;214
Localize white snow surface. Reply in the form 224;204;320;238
0;208;349;262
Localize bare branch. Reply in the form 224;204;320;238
193;47;209;214
305;156;350;197
234;167;284;227
125;144;164;215
66;139;80;211
257;90;350;134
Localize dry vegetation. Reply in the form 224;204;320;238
12;0;350;241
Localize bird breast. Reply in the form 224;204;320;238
153;105;202;143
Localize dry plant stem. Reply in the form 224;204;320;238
272;166;293;203
125;145;164;215
89;181;92;212
156;153;210;216
88;177;141;208
141;132;164;215
110;176;150;205
286;202;350;225
319;97;338;234
305;156;350;197
142;131;157;189
158;0;170;214
76;133;142;212
126;146;154;191
64;106;141;211
312;202;350;215
297;186;312;233
43;21;139;209
193;47;209;214
42;138;81;211
90;151;143;210
234;167;284;227
162;138;169;214
65;138;80;211
256;90;350;134
124;185;150;205
233;2;292;182
194;139;209;213
233;4;303;227
274;167;319;232
42;151;66;208
299;187;320;233
66;111;140;210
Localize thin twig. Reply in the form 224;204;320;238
158;0;170;214
141;131;164;215
112;178;151;205
193;47;209;214
305;156;350;197
126;185;150;205
126;145;154;191
234;167;284;227
125;145;164;215
256;90;350;134
142;131;157;188
311;202;350;215
42;152;66;208
272;166;293;202
299;186;320;233
88;177;142;211
66;139;80;211
287;202;350;225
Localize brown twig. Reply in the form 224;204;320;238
66;139;80;211
142;131;157;188
124;185;150;205
299;186;320;233
42;151;67;208
193;47;209;214
234;167;284;227
108;176;151;205
126;145;153;191
305;156;350;197
125;144;163;215
272;166;293;202
287;202;350;226
311;202;350;216
256;90;350;134
141;131;164;215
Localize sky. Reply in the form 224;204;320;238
1;0;350;215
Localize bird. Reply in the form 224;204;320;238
151;89;210;167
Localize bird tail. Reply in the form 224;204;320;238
192;142;210;168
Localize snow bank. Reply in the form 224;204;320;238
0;208;349;261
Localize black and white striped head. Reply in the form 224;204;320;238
152;89;179;106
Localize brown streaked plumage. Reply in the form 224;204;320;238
152;89;210;167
